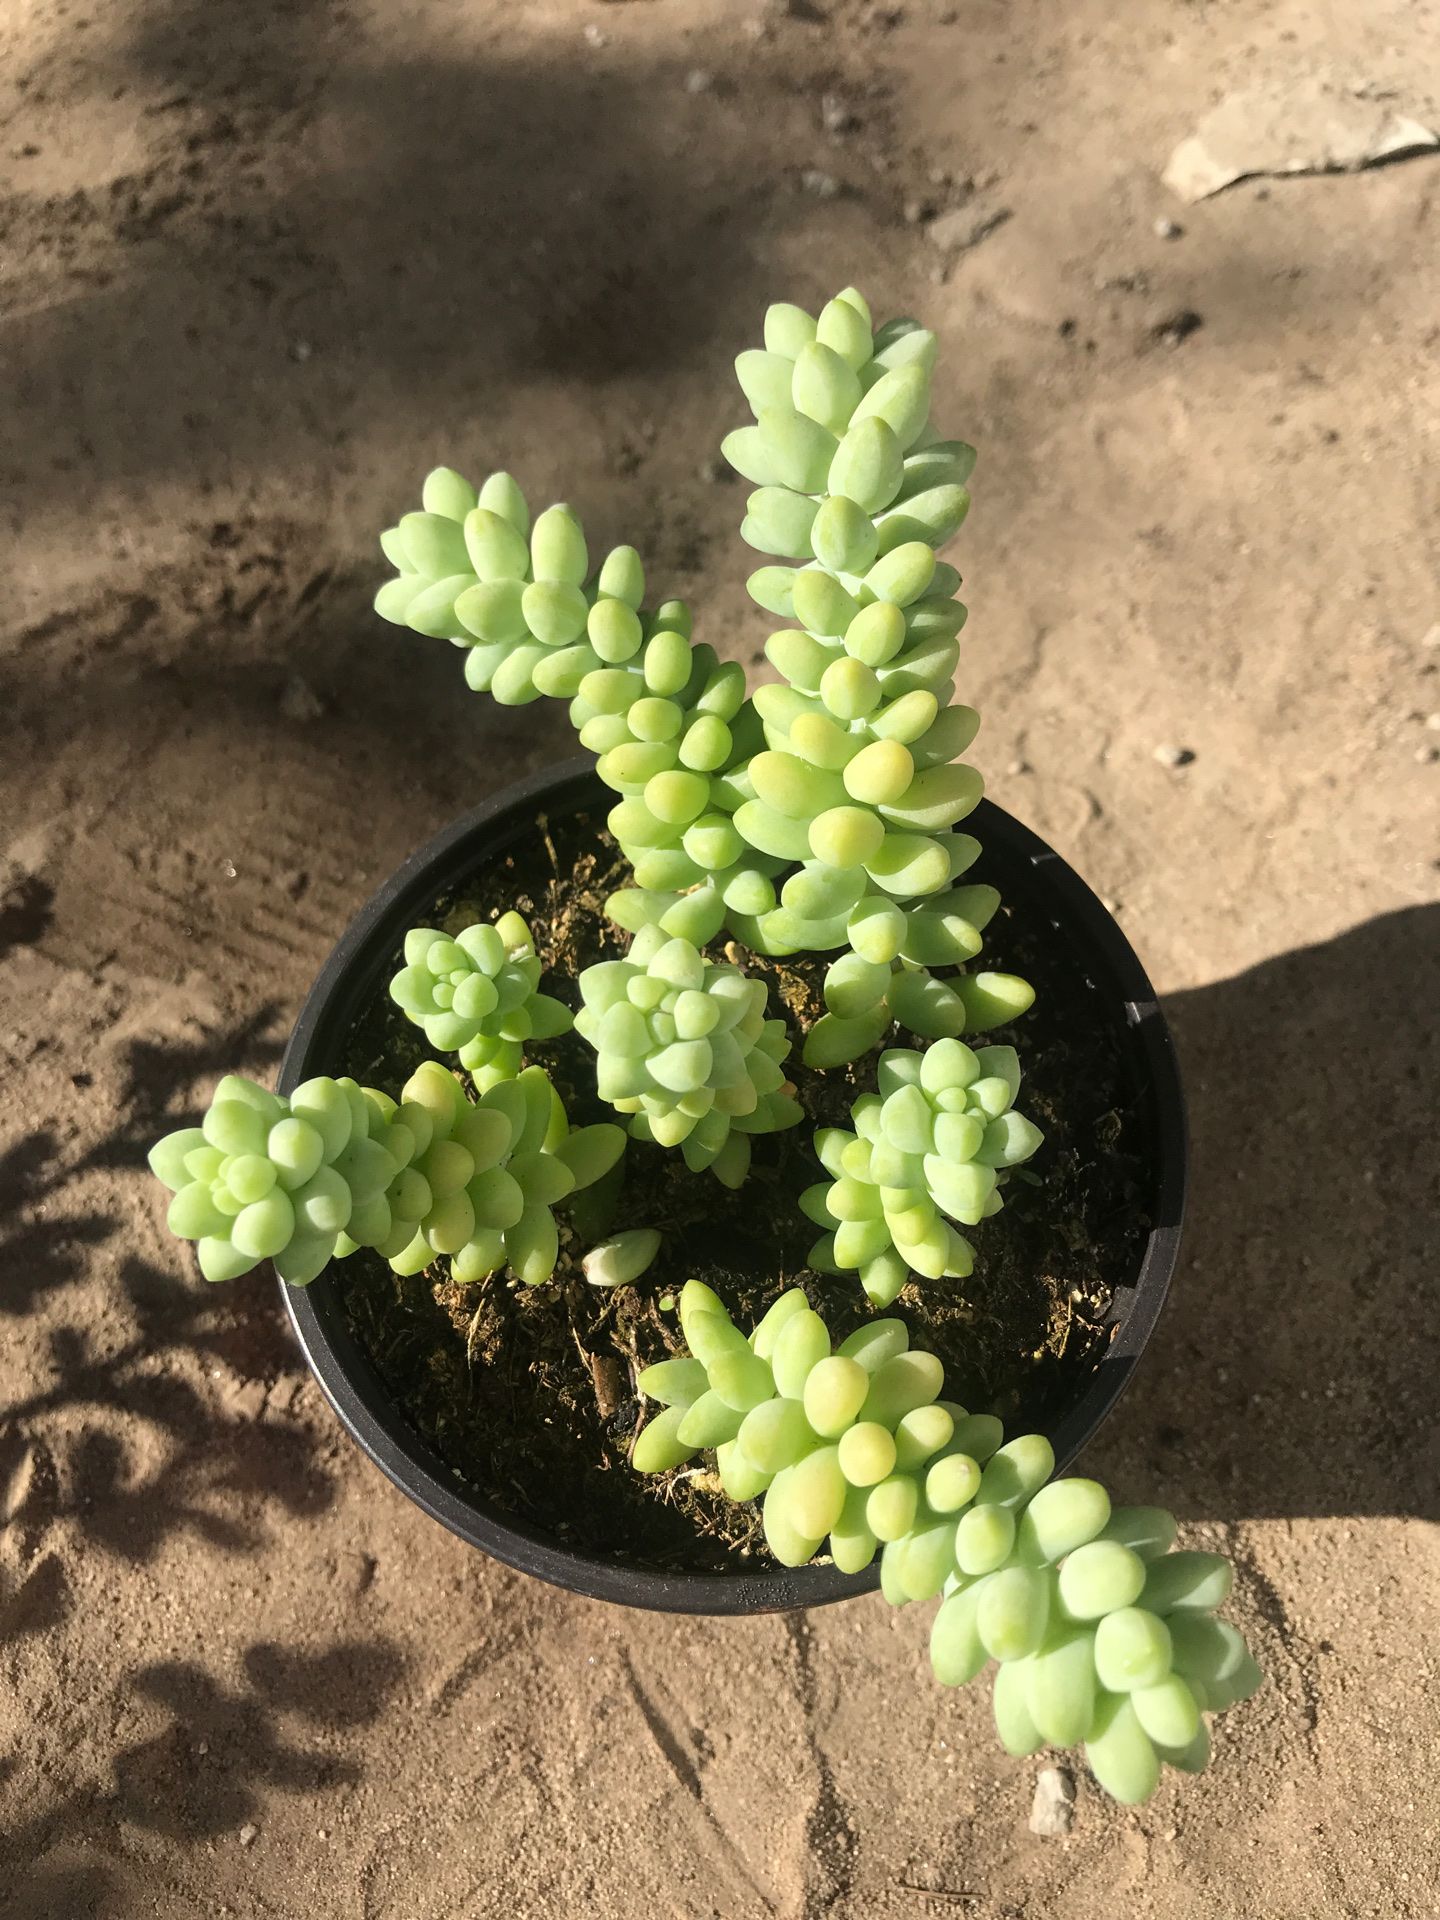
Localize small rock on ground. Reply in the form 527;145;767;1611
821;93;860;134
1153;742;1196;767
926;202;1010;254
1029;1766;1075;1837
281;676;325;722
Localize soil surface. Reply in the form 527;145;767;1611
3;0;1438;1915
331;804;1148;1572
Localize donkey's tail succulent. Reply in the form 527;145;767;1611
719;287;1034;1066
632;1280;1261;1805
389;909;572;1088
150;1063;627;1292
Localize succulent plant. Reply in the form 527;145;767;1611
633;1281;1261;1804
373;288;1034;1080
715;287;1034;1066
145;287;1262;1833
150;1060;628;1292
149;1071;427;1287
388;910;572;1087
574;924;801;1188
802;1039;1043;1304
358;1059;627;1287
568;614;783;916
374;473;786;926
160;288;1051;1281
375;469;669;709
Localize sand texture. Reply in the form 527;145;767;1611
3;0;1438;1913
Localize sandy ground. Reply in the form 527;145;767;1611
4;0;1439;1913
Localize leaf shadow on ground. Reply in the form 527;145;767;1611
2;1009;328;1598
1;1638;406;1912
7;0;837;515
2;1008;334;1914
83;1000;288;1176
0;1131;114;1322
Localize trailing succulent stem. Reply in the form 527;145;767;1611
634;1282;1262;1804
150;1062;626;1291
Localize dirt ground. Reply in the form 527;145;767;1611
3;0;1438;1914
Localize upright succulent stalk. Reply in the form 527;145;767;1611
719;288;1034;1067
567;612;772;913
634;1282;1261;1805
804;1039;1042;1303
374;285;1036;1081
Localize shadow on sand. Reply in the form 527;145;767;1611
1100;901;1439;1526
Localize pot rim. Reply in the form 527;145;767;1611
279;756;1185;1614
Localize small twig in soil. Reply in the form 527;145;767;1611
588;1353;625;1419
537;810;560;877
465;1300;487;1367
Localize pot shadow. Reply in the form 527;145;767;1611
1097;901;1440;1525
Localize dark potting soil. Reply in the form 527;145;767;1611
333;806;1152;1574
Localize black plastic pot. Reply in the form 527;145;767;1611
279;758;1185;1614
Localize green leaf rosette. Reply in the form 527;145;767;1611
389;909;572;1088
802;1038;1042;1304
575;925;800;1189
